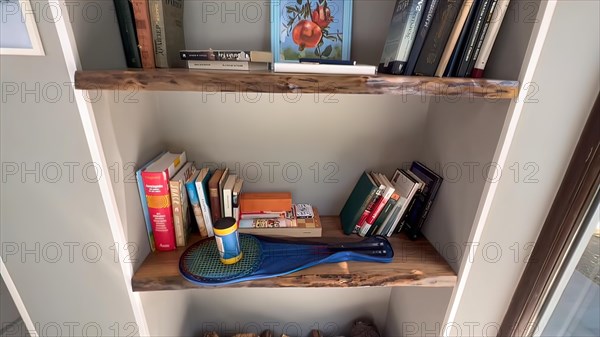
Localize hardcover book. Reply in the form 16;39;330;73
149;0;185;68
435;0;475;77
403;0;441;76
359;173;395;236
180;50;273;63
113;0;142;68
239;192;293;213
455;0;492;76
471;0;511;77
339;171;379;235
232;178;244;221
170;162;195;246
379;0;427;75
187;60;269;71
131;0;155;68
383;168;423;236
401;161;443;239
444;0;481;76
238;207;323;238
414;0;465;76
222;174;237;218
218;168;229;217
208;169;224;223
141;151;187;251
135;151;166;252
467;0;500;76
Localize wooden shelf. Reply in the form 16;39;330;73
74;69;518;99
132;216;457;291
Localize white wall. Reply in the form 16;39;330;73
0;2;139;336
446;1;600;336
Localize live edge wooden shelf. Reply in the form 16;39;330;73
74;69;519;99
132;216;457;291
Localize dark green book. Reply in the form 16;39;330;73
339;171;378;235
113;0;142;68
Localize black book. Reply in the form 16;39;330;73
113;0;142;68
400;161;443;240
465;0;499;76
403;0;441;76
455;0;492;77
413;0;465;76
444;0;481;76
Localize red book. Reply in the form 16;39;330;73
141;151;187;251
131;0;155;69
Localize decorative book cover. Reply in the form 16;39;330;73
170;162;195;246
141;151;187;251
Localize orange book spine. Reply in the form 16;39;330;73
131;0;155;69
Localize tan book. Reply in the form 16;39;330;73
169;162;195;246
238;207;322;238
435;0;476;77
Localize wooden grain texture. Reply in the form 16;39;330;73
74;69;519;99
132;216;457;291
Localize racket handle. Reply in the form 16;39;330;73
328;241;385;251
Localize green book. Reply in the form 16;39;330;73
113;0;142;68
339;171;378;235
367;193;399;236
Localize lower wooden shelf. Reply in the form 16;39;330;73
132;216;457;291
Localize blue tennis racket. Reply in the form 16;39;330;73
179;234;394;286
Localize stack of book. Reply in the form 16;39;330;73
181;50;273;71
379;0;511;78
136;152;245;251
237;193;322;238
339;162;442;239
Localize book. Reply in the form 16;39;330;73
378;0;427;75
293;204;314;219
444;0;481;76
218;168;229;218
232;178;244;221
384;169;423;236
435;0;476;77
135;151;165;252
186;169;207;238
471;0;510;78
359;173;395;236
414;0;465;76
238;207;323;238
402;161;443;239
239;192;293;213
465;0;499;76
367;191;400;236
207;169;224;223
141;151;187;251
355;172;387;233
222;174;237;218
149;0;185;68
339;171;379;235
180;50;273;63
113;0;142;68
455;0;492;77
240;211;287;220
187;60;270;71
403;0;441;76
169;162;195;246
194;168;214;237
273;62;377;75
131;0;155;69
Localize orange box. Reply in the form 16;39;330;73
239;192;292;213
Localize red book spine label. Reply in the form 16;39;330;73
142;171;176;251
365;194;390;225
355;194;381;231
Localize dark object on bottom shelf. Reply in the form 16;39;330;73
180;235;394;286
351;320;380;337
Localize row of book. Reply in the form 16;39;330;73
379;0;510;78
181;49;273;71
114;0;185;69
136;151;322;252
340;162;442;240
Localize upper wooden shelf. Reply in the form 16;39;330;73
74;69;519;99
132;216;457;291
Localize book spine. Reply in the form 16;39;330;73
471;0;510;77
209;185;221;224
223;189;233;218
466;0;499;76
444;0;480;76
187;61;254;70
131;0;155;68
434;0;475;77
404;0;441;76
169;180;185;246
196;180;214;237
142;171;176;251
379;0;426;74
180;51;251;61
113;0;142;68
456;0;491;77
149;0;168;68
367;194;399;236
414;0;465;76
186;182;208;238
136;169;155;252
360;188;394;237
354;186;383;233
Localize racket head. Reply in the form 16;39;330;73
179;234;263;285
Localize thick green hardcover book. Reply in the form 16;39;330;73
113;0;142;68
339;171;378;235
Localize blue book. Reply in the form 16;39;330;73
186;169;208;238
136;151;166;252
194;168;214;237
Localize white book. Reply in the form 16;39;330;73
273;62;377;75
195;168;214;237
222;174;237;218
472;0;511;76
187;60;269;71
386;169;422;236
